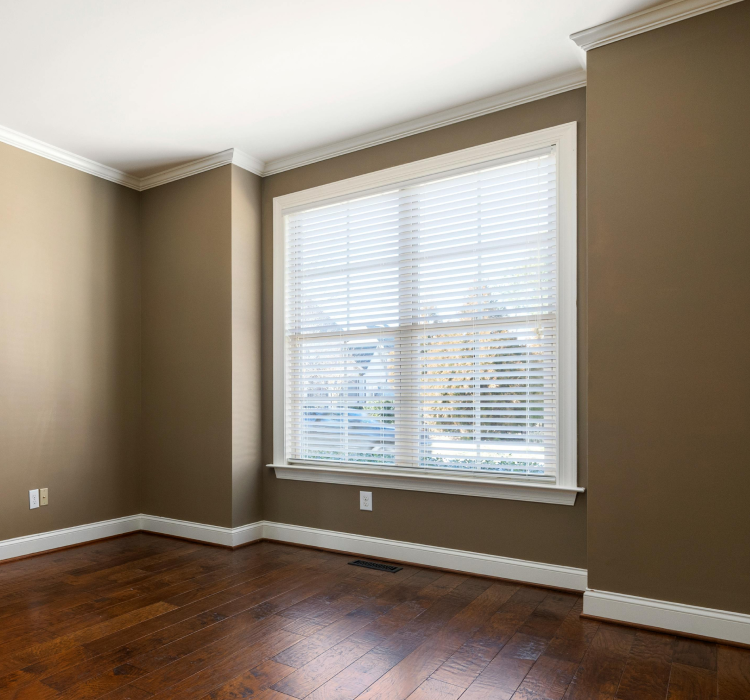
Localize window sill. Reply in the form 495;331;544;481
268;463;584;506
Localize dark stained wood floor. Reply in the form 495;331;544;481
0;534;748;699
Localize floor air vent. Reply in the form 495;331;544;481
349;559;403;573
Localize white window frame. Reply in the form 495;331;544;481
269;122;582;505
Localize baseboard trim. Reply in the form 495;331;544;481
261;521;587;592
584;589;750;646
5;516;749;644
139;515;264;549
0;515;141;562
0;514;584;591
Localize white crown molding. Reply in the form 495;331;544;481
0;515;141;562
138;149;235;190
0;123;141;189
231;149;266;178
584;589;750;646
7;0;738;187
1;73;585;188
0;128;263;191
138;147;264;191
570;0;744;51
262;70;586;176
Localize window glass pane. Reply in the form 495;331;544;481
285;149;558;481
287;334;397;466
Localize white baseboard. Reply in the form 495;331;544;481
0;515;141;562
262;521;587;592
0;514;584;591
4;516;748;644
140;514;264;548
584;589;750;646
0;514;264;561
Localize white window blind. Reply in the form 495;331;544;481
284;147;559;482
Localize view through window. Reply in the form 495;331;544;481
284;147;559;482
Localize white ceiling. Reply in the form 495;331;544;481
0;0;662;177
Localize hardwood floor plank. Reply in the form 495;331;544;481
549;599;600;650
666;663;716;700
12;601;178;668
511;655;581;700
200;659;295;699
672;639;717;672
281;617;337;637
38;559;352;698
274;637;376;699
56;662;149;699
717;645;750;700
32;560;291;693
0;552;217;664
0;647;97;696
510;602;600;700
356;581;514;700
516;592;580;641
80;562;322;657
102;567;355;697
407;677;464;699
305;575;480;700
272;571;445;698
614;630;674;700
272;569;423;669
460;631;551;700
97;684;155;700
146;629;303;700
430;584;544;689
126;616;293;695
252;690;297;700
561;624;636;700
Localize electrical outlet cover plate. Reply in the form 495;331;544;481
360;491;372;511
29;489;39;509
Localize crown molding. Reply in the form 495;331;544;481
261;70;587;176
6;0;739;186
1;71;586;188
0;123;140;189
138;149;235;190
138;147;264;191
231;149;266;177
571;0;744;51
0;126;264;191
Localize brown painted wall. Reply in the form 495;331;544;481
231;165;264;527
261;89;589;568
587;2;750;613
140;166;234;527
0;142;141;539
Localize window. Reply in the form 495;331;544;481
272;124;580;505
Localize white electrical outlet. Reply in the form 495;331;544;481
360;491;372;511
29;489;39;509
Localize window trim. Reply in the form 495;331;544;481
270;122;582;505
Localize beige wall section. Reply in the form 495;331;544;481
587;2;750;613
230;165;264;527
140;166;234;527
261;88;588;568
0;142;140;540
